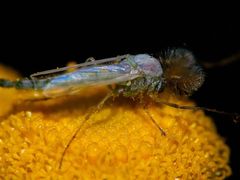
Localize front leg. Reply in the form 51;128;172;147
142;103;166;136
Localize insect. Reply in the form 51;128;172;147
0;49;204;97
0;48;239;168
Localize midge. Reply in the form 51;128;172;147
0;49;204;98
0;48;239;168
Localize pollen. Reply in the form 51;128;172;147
0;64;231;179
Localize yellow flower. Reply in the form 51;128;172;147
0;65;231;179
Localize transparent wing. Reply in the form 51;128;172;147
30;55;129;79
37;55;142;97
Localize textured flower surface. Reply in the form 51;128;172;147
0;65;231;179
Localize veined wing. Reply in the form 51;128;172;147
40;57;142;97
30;55;129;79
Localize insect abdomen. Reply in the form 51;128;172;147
0;79;46;89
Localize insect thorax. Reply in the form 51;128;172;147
116;76;163;97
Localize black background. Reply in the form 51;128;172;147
0;12;239;179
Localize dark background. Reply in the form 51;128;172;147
0;13;239;179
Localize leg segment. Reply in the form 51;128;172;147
150;95;240;123
59;91;114;169
143;103;166;136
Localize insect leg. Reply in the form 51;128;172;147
142;103;166;136
84;91;115;120
150;95;240;123
58;91;114;169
